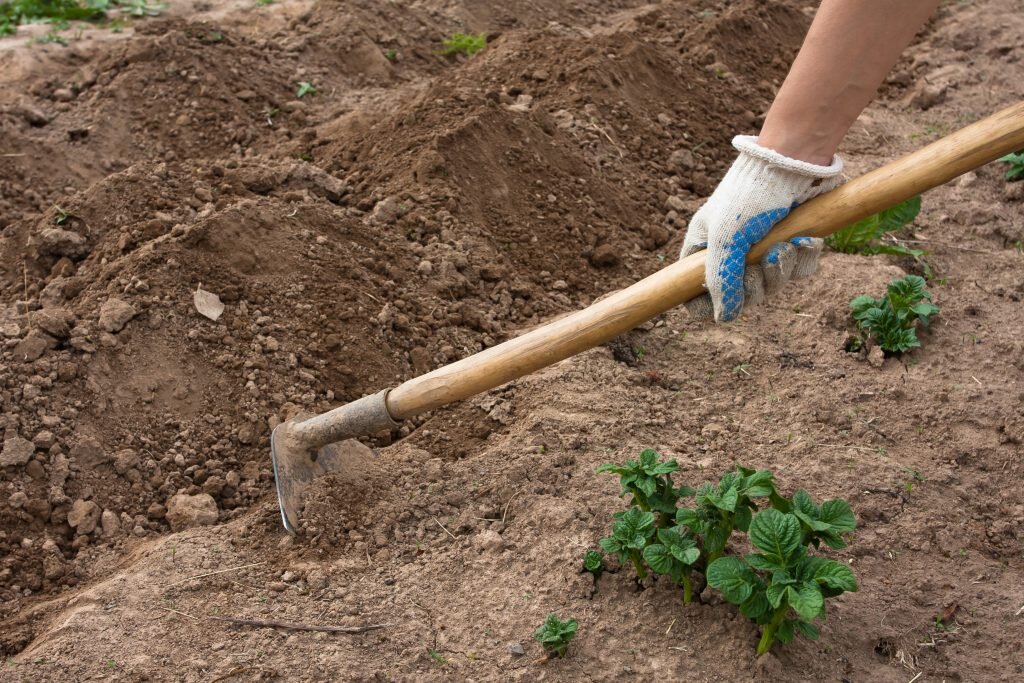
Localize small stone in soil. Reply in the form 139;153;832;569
509;643;525;656
1;436;36;467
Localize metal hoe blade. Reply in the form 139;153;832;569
271;419;377;535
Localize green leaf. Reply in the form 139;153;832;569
766;581;787;609
776;619;796;644
827;213;881;252
812;560;858;593
787;583;825;621
716;485;740;512
748;509;802;562
740;589;770;620
706;557;756;605
877;195;921;233
614;507;656;550
741;469;776;498
819;499;856;533
734;505;752;533
795;620;820;640
998;151;1024;180
827;196;921;254
642;544;674;575
583;549;604;575
745;553;786;573
675;508;700;529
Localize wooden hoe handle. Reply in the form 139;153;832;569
383;102;1024;420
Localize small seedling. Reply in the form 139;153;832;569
427;649;446;665
36;30;69;44
383;48;397;62
296;81;316;98
53;206;74;225
533;614;578;659
440;32;486;57
582;549;604;578
998;150;1024;181
256;0;274;5
707;508;858;655
849;275;939;355
826;196;924;259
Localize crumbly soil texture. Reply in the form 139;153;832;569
1;0;1023;680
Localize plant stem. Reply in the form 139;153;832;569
629;551;647;581
757;606;789;656
680;572;693;604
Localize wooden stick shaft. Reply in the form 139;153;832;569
386;102;1024;420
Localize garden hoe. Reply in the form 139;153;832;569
271;101;1024;535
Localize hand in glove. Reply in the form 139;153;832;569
680;136;844;322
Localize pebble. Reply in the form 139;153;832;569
101;509;120;537
589;244;621;267
509;642;525;656
98;298;138;333
165;493;219;530
36;228;89;259
68;499;101;534
33;431;56;449
1;436;35;467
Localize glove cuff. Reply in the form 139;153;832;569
732;135;843;179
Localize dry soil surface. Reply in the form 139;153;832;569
1;0;1023;681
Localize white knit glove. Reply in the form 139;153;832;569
681;136;844;322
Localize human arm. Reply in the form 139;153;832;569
758;0;941;165
683;0;940;322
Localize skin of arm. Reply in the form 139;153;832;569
757;0;940;165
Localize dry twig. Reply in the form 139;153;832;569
209;615;389;634
433;516;457;540
166;562;265;587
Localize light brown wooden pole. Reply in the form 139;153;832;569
384;101;1024;420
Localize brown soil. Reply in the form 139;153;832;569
2;0;1023;681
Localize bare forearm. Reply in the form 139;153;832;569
758;0;939;165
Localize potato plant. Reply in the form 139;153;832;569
707;508;858;654
594;450;858;652
597;448;692;526
850;275;939;355
582;549;604;578
533;614;578;659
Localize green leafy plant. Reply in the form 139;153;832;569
1;0;103;34
782;490;857;550
598;507;655;580
826;196;924;259
707;508;858;655
36;30;68;45
642;526;701;602
1;0;163;35
582;549;604;578
597;449;692;525
296;81;316;98
674;466;780;566
383;48;397;62
440;32;486;56
849;275;939;355
999;150;1024;181
533;614;578;659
